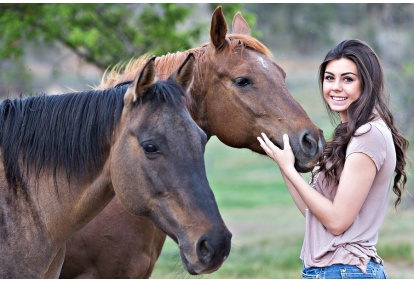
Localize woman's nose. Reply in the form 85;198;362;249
332;80;342;91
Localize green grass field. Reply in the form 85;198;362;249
150;137;414;279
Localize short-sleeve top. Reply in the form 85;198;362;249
300;118;396;272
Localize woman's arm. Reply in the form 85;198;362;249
258;133;376;236
280;170;307;217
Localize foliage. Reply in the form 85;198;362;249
0;3;203;70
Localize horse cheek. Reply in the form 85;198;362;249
110;135;147;216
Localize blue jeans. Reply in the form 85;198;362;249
302;259;388;279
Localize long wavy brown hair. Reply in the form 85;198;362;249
312;39;409;208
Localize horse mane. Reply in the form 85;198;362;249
0;84;127;195
98;34;272;90
0;80;189;196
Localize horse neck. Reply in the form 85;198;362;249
39;88;125;229
0;89;125;241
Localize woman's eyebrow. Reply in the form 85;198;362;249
341;71;358;76
324;71;358;76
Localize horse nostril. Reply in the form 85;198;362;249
299;130;318;157
198;240;214;264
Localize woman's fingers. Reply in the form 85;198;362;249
260;133;278;151
260;132;273;146
258;133;295;170
282;134;291;150
258;133;285;161
257;137;273;157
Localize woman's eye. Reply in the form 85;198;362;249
234;77;251;87
344;77;353;83
143;144;158;154
325;75;334;81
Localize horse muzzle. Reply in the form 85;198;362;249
293;128;325;173
180;229;232;275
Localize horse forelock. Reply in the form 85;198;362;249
0;84;128;195
226;34;272;57
133;79;192;113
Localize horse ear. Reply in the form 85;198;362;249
210;6;228;51
125;56;157;105
232;12;251;35
169;53;195;92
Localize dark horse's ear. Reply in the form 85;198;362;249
169;53;195;92
232;12;251;35
210;6;228;51
125;56;157;105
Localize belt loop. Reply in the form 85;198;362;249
340;268;347;279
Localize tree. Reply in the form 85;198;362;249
0;3;203;70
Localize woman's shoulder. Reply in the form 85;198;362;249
355;119;390;140
348;119;393;170
350;121;387;150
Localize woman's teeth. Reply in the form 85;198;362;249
332;96;347;101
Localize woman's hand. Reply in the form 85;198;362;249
257;133;296;173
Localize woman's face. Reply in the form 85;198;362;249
323;58;362;122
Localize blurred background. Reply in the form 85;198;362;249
1;3;413;279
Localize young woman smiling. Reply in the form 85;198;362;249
258;39;409;279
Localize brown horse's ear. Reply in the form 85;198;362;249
125;56;157;105
232;12;251;35
210;6;228;51
169;53;195;92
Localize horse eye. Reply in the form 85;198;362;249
143;143;158;154
234;77;251;87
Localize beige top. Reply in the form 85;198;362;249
300;118;396;272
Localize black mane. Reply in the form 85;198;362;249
0;84;128;194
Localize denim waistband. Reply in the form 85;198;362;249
301;259;388;279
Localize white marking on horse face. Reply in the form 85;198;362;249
257;55;268;70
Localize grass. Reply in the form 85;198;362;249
150;137;414;279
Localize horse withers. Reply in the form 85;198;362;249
0;54;231;278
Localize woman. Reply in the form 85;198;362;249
257;39;409;279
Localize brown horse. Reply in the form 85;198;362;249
60;7;324;278
0;54;231;278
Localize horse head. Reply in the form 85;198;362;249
193;6;324;173
109;54;231;275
